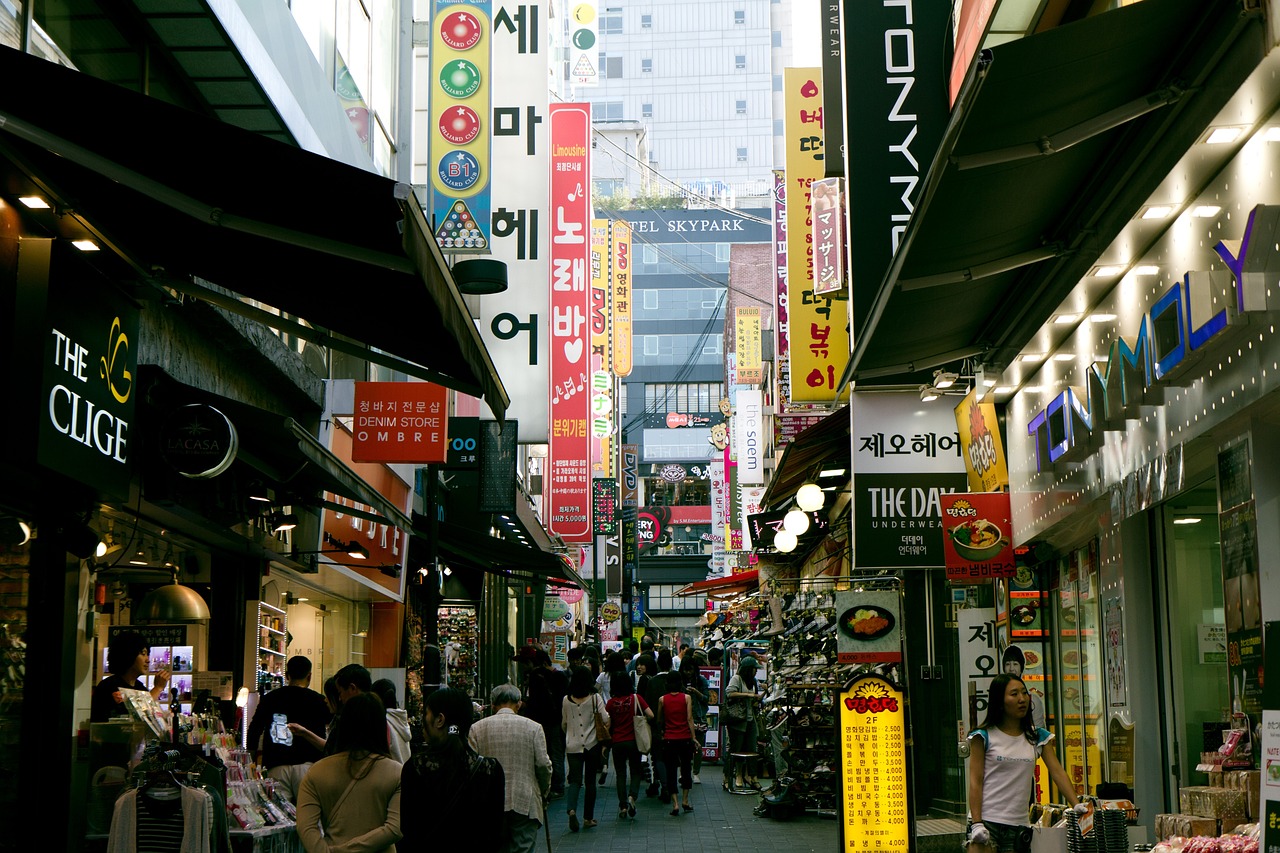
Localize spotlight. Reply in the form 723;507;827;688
932;369;958;389
271;512;299;533
347;541;370;560
783;508;811;535
247;480;273;503
796;483;825;512
919;385;939;402
0;517;32;546
774;530;798;553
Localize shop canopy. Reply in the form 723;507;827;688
420;517;587;590
762;409;850;509
0;45;508;419
840;0;1260;390
675;569;759;598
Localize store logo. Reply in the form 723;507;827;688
843;678;899;714
1027;203;1280;473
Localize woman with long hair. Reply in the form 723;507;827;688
605;670;654;819
679;657;711;784
561;665;609;831
656;668;697;816
966;673;1083;852
400;687;505;850
722;655;760;791
296;692;403;852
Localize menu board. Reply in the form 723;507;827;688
839;674;911;851
592;478;618;535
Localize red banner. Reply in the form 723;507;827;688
940;492;1015;582
351;382;449;463
547;104;592;542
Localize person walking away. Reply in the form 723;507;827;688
656;672;697;816
521;649;568;799
372;679;413;764
966;673;1084;852
296;692;402;852
400;687;505;850
644;649;676;799
246;655;331;802
469;684;552;853
91;631;171;722
604;671;653;820
595;651;626;784
561;665;608;831
679;657;710;784
325;663;374;756
723;655;761;791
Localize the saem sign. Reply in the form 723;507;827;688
1027;204;1280;472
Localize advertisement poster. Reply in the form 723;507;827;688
838;674;911;852
811;176;845;295
834;589;901;664
939;492;1015;582
701;666;723;760
1105;599;1129;708
954;389;1009;492
611;219;632;376
547;103;592;542
783;68;850;403
1009;565;1046;640
736;307;762;382
852;392;967;569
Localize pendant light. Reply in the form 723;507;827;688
134;571;211;622
782;508;810;535
774;529;798;553
796;483;825;512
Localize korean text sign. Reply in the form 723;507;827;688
940;492;1015;582
838;674;910;852
352;382;449;463
547;103;592;541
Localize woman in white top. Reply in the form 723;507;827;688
967;674;1082;853
562;665;610;832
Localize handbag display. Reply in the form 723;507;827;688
633;694;653;754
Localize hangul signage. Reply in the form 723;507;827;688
772;171;794;412
479;1;551;438
838;673;911;852
955;389;1009;492
940;492;1015;582
736;307;762;383
745;508;828;551
446;417;480;468
611;219;633;376
351;382;449;463
589;220;613;472
592;478;617;535
784;69;850;403
547;103;593;542
429;1;493;251
958;607;998;728
811;177;845;296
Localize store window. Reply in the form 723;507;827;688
642;475;711;507
735;54;747;70
1;1;21;50
648;583;706;612
601;54;623;78
601;8;623;34
1049;542;1104;800
641;58;653;73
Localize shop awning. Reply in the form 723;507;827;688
762;409;850;508
842;0;1259;389
675;570;759;598
0;46;508;419
423;518;587;589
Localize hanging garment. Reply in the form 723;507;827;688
107;786;216;853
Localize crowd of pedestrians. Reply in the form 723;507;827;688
246;634;729;853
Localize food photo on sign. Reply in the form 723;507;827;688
939;492;1015;582
834;589;902;664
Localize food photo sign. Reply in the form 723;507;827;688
835;589;902;664
940;492;1015;582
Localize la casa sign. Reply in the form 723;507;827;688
1027;203;1279;471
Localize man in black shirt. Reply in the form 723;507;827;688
522;649;568;798
246;655;331;802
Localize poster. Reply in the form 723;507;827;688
1198;624;1228;664
1105;599;1128;708
954;388;1009;492
834;589;902;664
838;674;911;851
939;492;1015;582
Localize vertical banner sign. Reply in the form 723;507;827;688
954;389;1010;492
841;0;950;336
726;445;743;551
958;608;999;732
548;103;593;542
430;1;493;250
352;382;449;463
611;219;633;376
784;68;850;403
940;492;1015;582
621;444;639;599
709;457;727;549
736;307;762;383
811;177;845;296
772;171;798;417
590;219;613;472
734;390;764;485
478;420;518;512
821;0;844;178
852;392;967;568
481;1;550;439
838;673;911;851
568;0;599;85
592;478;618;535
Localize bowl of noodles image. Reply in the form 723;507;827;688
950;519;1006;561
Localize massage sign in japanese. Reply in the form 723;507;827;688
784;69;849;404
839;674;911;852
547;103;593;542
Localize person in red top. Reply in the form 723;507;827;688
656;674;697;816
605;671;653;820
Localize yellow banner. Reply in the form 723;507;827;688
736;307;762;383
611;219;633;377
784;68;849;402
839;675;910;851
954;389;1009;492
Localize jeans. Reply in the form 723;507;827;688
566;744;603;820
663;738;694;794
724;720;759;783
545;724;566;793
612;740;644;806
692;723;707;775
649;735;667;795
504;810;541;853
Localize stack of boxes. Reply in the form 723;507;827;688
1155;771;1261;839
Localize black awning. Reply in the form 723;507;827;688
420;517;586;589
0;46;507;418
845;0;1260;387
761;409;850;509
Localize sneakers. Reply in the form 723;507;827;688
692;774;700;784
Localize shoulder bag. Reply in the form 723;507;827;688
632;695;653;754
722;677;749;724
593;695;611;745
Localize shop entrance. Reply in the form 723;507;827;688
1154;483;1229;796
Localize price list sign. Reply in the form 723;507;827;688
839;674;911;852
592;478;618;535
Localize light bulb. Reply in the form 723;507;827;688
796;483;825;512
774;530;798;553
783;508;810;535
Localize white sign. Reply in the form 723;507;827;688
734;390;764;484
1198;624;1227;664
958;607;998;735
852;392;965;475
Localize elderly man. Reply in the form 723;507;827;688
470;684;552;853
